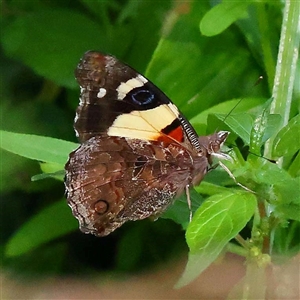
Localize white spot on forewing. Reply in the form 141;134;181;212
137;74;148;84
97;88;106;98
107;104;177;140
116;75;148;100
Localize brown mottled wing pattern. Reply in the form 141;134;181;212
65;136;208;236
65;51;228;236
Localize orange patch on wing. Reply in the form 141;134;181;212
157;126;184;144
168;126;184;142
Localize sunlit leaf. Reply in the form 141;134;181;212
288;151;300;177
262;114;282;143
200;1;251;36
39;162;65;175
272;114;300;157
249;103;270;154
0;130;77;165
238;159;300;221
5;200;78;257
176;191;256;287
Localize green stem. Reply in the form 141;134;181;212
235;234;249;249
263;0;300;256
243;262;267;300
243;2;300;299
227;242;248;257
264;0;300;163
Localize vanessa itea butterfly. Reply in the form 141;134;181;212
65;51;229;236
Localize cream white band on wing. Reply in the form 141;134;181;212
107;103;180;140
116;75;148;100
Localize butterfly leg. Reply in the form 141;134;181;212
185;185;193;222
218;161;255;193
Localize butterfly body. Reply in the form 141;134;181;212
65;51;228;236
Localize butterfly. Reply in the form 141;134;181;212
65;51;229;236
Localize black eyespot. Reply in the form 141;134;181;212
131;89;154;106
94;199;109;215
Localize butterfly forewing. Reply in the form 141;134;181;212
74;51;200;151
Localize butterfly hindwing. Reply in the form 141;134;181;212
65;136;208;236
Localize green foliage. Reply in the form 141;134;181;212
200;1;251;36
5;199;78;257
177;191;257;287
2;10;108;88
1;0;299;298
273;114;300;157
0;130;77;165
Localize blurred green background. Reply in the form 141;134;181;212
1;0;288;284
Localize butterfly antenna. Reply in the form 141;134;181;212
223;76;264;124
228;144;277;163
222;99;243;124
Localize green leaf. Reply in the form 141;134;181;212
31;162;65;181
249;103;269;154
31;171;65;182
277;201;300;222
39;161;65;174
186;192;256;252
288;151;300;177
262;114;282;143
119;1;172;71
162;189;204;229
191;97;266;130
200;1;251;36
32;162;65;181
249;102;281;154
239;159;300;221
176;191;256;287
1;10;110;88
5;199;78;257
146;2;264;121
272;114;300;157
195;181;230;196
208;113;254;144
0;130;78;165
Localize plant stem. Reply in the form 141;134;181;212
264;0;300;164
235;234;249;249
263;0;300;256
244;2;300;299
243;262;267;300
227;242;248;257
